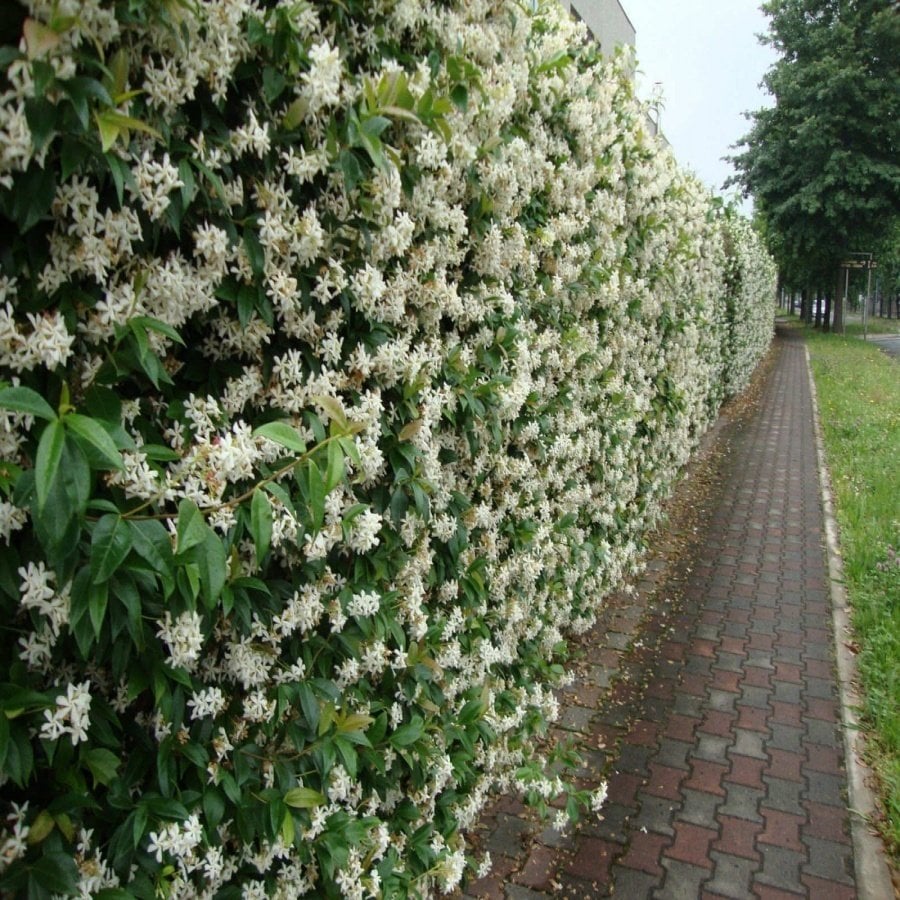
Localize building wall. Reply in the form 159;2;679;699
559;0;635;57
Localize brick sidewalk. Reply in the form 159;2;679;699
460;326;858;898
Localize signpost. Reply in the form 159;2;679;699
841;254;877;338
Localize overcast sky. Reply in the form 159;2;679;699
622;0;779;207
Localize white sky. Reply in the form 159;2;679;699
623;0;778;206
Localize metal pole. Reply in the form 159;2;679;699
864;261;872;340
844;267;849;336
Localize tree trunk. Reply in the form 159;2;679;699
814;287;822;328
833;265;845;333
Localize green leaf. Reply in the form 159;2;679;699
91;515;133;583
195;528;227;607
176;499;207;554
203;788;225;828
324;439;344;492
64;414;123;471
87;581;108;638
250;490;272;564
130;316;185;346
95;110;161;152
253;421;306;453
4;162;56;232
129;519;174;575
30;851;79;895
306;460;325;532
35;420;65;510
284;787;325;809
26;810;55;846
83;748;120;787
0;386;56;420
390;716;425;748
281;809;295;846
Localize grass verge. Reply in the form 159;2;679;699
805;328;900;861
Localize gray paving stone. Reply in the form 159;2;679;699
772;681;802;704
656;738;692;771
674;694;705;718
761;776;804;814
732;728;767;760
707;689;738;713
802;835;855;885
633;795;677;837
803;718;838;747
739;685;771;709
692;733;731;766
705;851;758;899
804;677;835;700
610;866;658;898
676;788;721;827
755;844;806;893
486;815;539;857
719;784;764;823
768;723;804;754
715;651;745;673
656;858;710;899
803;772;846;808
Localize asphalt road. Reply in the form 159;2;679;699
865;334;900;359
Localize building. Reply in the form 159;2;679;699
558;0;635;59
559;0;665;142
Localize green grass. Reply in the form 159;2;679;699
842;315;900;337
805;328;900;860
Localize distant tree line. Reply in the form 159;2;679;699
731;0;900;329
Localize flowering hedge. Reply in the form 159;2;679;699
721;212;776;396
0;1;774;897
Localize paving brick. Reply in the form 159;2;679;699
699;709;736;738
513;844;558;891
609;866;659;897
713;815;762;861
665;822;718;869
801;800;850;844
581;801;632;843
755;844;807;894
767;724;803;754
632;795;678;837
616;743;656;777
766;748;804;783
802;717;838;747
802;772;846;808
616;830;670;876
801;836;854;885
736;705;771;733
719;784;764;823
800;874;855;899
655;737;692;771
726;754;766;790
803;744;842;775
758;808;805;852
563;836;618;883
684;759;728;797
486;815;536;856
658;858;712;899
732;728;768;760
705;851;759;899
760;776;804;815
606;772;643;808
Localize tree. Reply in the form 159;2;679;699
731;0;900;330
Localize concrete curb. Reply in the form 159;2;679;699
804;344;895;900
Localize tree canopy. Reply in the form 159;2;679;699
732;0;900;321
